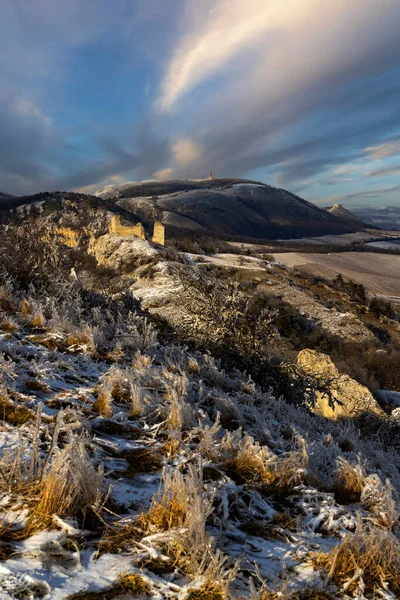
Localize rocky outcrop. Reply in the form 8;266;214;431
297;349;385;420
88;233;157;270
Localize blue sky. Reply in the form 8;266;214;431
1;0;400;207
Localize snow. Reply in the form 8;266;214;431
1;308;400;599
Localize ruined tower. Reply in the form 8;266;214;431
109;215;145;240
152;221;165;246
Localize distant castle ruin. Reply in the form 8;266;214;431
109;215;165;246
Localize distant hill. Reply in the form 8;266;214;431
95;178;360;240
324;203;369;228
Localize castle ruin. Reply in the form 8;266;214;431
109;215;165;246
152;221;165;246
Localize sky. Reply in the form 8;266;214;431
1;0;400;207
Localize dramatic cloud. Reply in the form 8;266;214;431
1;0;400;204
157;0;400;184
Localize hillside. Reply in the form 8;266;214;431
2;196;400;598
1;215;400;599
95;179;360;240
325;203;369;228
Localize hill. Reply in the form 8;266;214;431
95;178;360;240
325;203;369;228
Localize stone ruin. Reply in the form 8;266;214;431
109;215;165;246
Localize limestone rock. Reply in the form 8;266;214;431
88;233;157;270
297;348;385;420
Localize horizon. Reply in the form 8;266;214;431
1;1;400;207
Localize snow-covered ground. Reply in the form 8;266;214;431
1;300;400;599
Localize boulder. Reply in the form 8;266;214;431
88;233;158;270
297;348;385;420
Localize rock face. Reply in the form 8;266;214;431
297;349;385;420
88;234;157;270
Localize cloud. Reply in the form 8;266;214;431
325;184;400;204
173;139;201;166
2;0;400;200
369;164;400;177
157;0;283;111
364;140;400;160
154;167;174;180
157;0;400;187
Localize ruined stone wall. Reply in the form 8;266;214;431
152;221;165;246
109;215;145;240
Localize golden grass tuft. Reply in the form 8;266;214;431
0;318;18;333
30;310;46;328
333;457;364;504
312;525;400;595
29;437;105;531
187;357;200;375
222;436;307;497
132;352;153;370
66;326;95;352
20;298;32;315
117;573;152;596
138;469;187;533
92;387;113;418
130;383;147;418
185;583;226;600
65;572;151;599
0;394;33;425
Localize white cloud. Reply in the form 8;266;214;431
158;0;400;114
173;139;201;166
158;0;313;112
364;141;400;160
156;0;400;187
154;167;174;180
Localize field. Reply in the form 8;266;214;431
274;251;400;300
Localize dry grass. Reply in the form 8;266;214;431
165;389;196;433
360;474;399;529
130;382;147;418
102;463;217;577
0;394;33;425
65;572;152;599
312;525;400;595
187;357;201;375
222;436;270;484
30;437;105;530
20;298;32;315
333;457;365;504
0;317;18;333
30;310;46;328
132;352;153;371
185;583;226;600
138;469;188;532
123;447;163;475
222;435;307;498
24;378;50;393
0;287;18;313
66;326;95;352
92;385;113;418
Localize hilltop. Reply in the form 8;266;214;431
95;178;360;240
325;203;369;228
